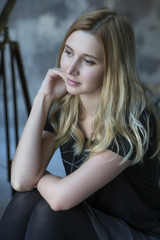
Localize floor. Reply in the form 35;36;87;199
0;126;66;218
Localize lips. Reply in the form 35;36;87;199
67;78;81;86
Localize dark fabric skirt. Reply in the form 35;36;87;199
83;202;159;240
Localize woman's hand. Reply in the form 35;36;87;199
38;68;67;103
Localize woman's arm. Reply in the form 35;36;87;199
11;95;55;191
11;68;67;191
37;150;131;211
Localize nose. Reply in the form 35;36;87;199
66;60;79;76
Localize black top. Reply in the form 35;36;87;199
44;112;160;238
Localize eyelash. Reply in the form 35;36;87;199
63;49;95;66
64;49;72;56
83;59;95;66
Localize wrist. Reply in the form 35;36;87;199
34;92;54;113
37;172;53;190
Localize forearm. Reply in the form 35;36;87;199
37;172;62;210
11;68;66;191
11;93;53;191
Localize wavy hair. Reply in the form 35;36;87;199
49;7;160;164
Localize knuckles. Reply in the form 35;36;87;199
46;68;62;78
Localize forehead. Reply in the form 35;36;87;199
65;30;104;58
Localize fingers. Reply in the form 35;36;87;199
46;68;63;80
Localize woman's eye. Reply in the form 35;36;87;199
84;59;95;66
64;49;72;56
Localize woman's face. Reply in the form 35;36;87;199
60;30;104;98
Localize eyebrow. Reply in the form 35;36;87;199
64;44;100;61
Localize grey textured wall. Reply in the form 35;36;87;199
0;0;159;211
0;0;160;126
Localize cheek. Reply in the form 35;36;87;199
60;54;71;75
60;54;65;69
98;71;104;85
60;56;67;80
96;66;104;84
86;68;104;85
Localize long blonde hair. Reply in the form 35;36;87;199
50;7;160;164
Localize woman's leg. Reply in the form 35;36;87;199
25;198;99;240
1;191;156;240
0;189;42;240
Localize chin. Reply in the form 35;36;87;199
66;87;81;96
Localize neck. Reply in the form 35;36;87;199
79;92;100;118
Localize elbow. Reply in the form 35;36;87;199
49;193;73;211
50;202;62;211
49;198;67;211
11;169;36;192
11;182;33;192
50;202;71;212
11;177;35;192
11;181;34;192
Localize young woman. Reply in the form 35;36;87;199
0;7;160;240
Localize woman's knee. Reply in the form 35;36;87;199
29;199;87;228
14;188;41;200
31;200;95;232
11;189;41;208
26;200;98;239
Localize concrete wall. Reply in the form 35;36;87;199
0;0;160;125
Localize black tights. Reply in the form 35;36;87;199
0;189;98;240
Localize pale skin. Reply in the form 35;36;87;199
11;30;131;211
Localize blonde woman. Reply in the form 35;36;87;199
0;7;160;240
